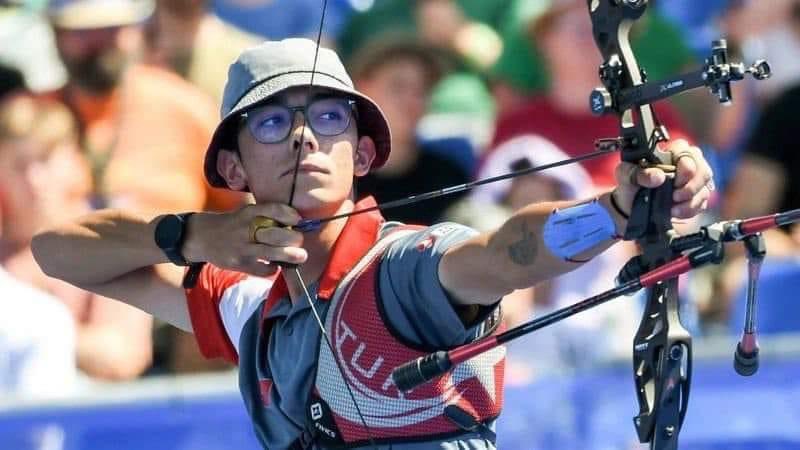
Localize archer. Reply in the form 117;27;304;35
31;38;712;449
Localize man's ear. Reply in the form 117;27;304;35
353;136;377;177
216;149;249;191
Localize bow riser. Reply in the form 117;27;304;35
587;1;689;449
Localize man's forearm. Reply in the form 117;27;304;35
493;190;627;285
442;190;628;304
31;209;168;287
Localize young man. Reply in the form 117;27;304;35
32;39;713;449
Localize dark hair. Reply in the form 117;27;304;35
509;157;533;172
347;34;446;89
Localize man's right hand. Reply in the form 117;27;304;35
183;203;307;277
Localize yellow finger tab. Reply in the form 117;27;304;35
249;216;283;243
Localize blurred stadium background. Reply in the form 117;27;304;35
3;0;800;448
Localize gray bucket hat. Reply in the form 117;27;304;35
204;38;392;189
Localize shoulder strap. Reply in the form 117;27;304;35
289;226;417;450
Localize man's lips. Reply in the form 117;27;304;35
280;163;328;177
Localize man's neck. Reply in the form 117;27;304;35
64;83;121;125
284;199;354;303
66;80;120;100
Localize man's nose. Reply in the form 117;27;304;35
289;112;317;152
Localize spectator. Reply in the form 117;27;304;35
143;0;261;105
47;0;248;374
351;35;471;225
491;0;693;189
489;0;695;115
339;0;501;153
0;92;150;381
667;0;798;191
0;265;78;399
0;89;77;397
0;0;68;92
46;0;243;214
337;0;507;68
724;84;800;225
712;81;800;328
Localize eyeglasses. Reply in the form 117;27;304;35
241;97;357;144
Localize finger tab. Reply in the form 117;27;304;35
249;216;282;243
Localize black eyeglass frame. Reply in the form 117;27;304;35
239;97;358;145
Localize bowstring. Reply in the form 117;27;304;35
284;1;380;448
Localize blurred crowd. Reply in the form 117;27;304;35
2;0;800;398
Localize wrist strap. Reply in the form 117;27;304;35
182;262;205;289
609;191;630;220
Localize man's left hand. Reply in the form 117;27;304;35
612;139;713;219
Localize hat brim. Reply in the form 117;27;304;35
204;71;391;189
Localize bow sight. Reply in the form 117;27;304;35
590;40;771;116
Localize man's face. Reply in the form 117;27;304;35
356;57;431;147
54;26;133;93
0;139;91;246
539;4;600;74
230;87;373;217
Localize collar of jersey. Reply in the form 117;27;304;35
261;196;384;321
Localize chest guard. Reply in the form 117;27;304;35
307;228;506;448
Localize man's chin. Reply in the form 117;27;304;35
291;193;353;219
